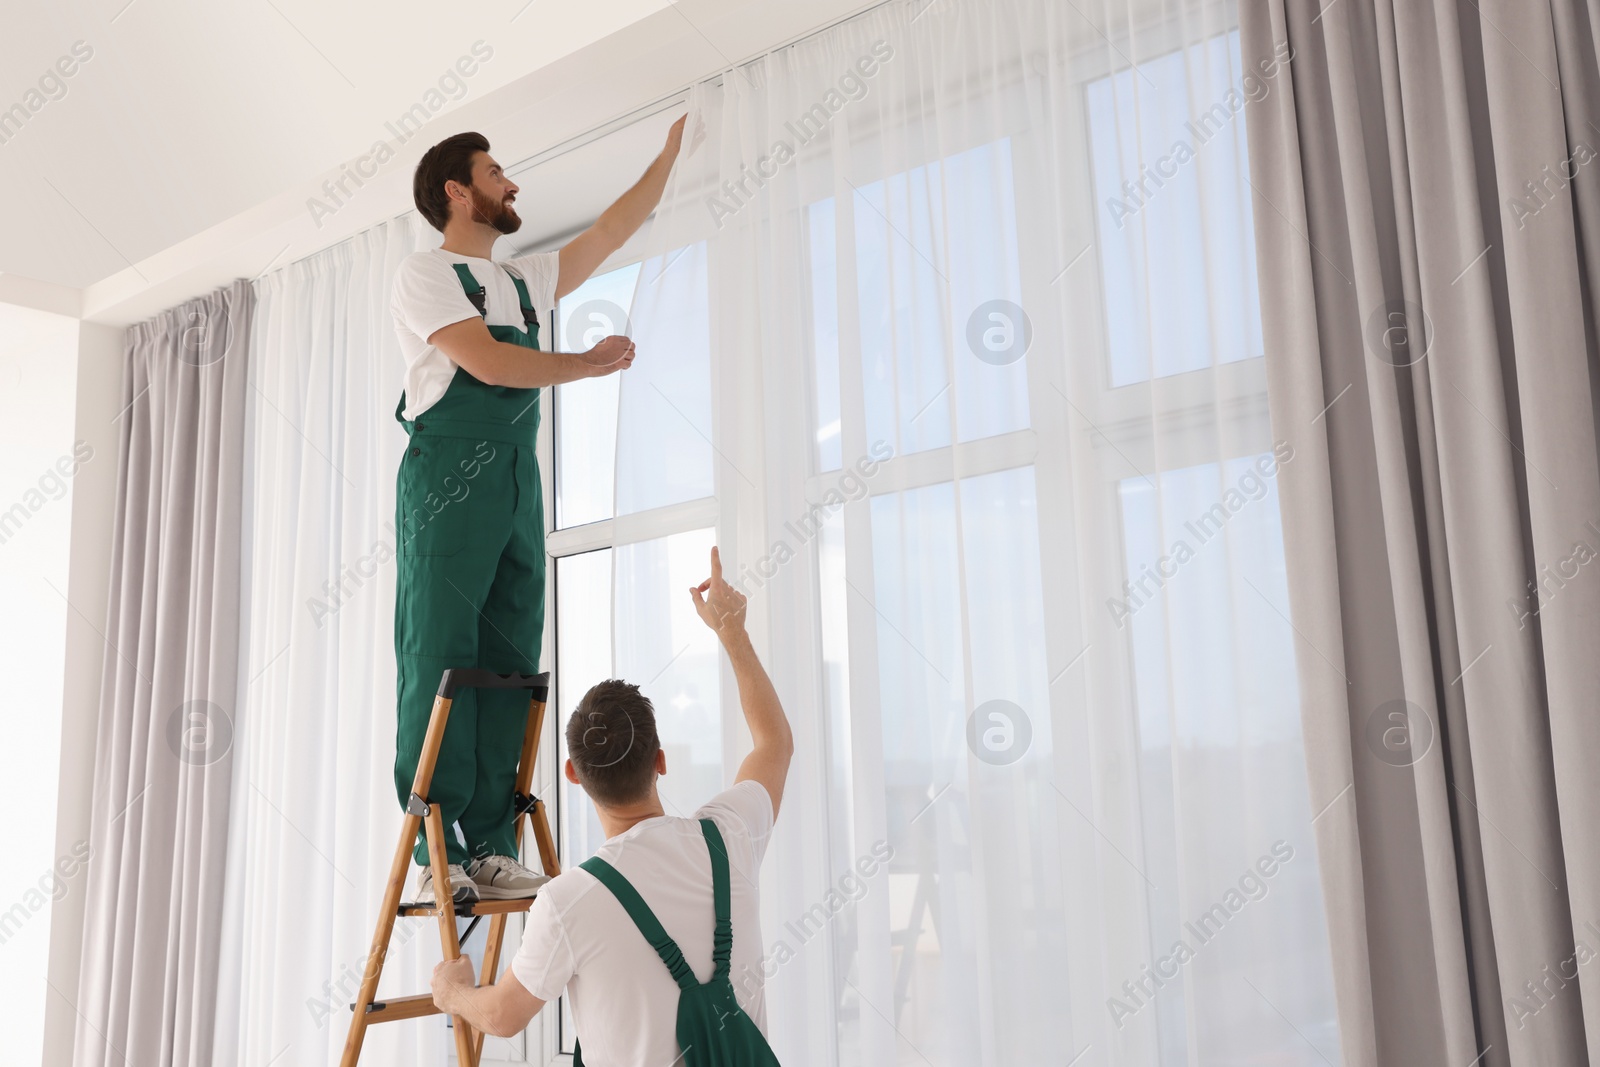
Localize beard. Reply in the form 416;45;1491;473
469;187;521;235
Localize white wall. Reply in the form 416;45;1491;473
0;302;95;1066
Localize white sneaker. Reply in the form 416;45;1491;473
416;863;479;905
466;854;550;899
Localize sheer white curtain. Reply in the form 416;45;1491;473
547;0;1343;1062
212;213;541;1066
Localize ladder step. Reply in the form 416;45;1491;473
396;897;538;918
350;993;442;1022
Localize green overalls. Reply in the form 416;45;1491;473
392;262;546;867
573;819;781;1067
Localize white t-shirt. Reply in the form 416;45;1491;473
389;247;561;420
512;780;776;1066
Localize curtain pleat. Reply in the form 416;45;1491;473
72;279;250;1067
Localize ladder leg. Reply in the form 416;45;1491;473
411;693;455;800
529;798;560;877
344;693;466;1067
470;686;554;1064
515;691;562;877
470;912;511;1063
426;804;479;1067
340;809;425;1066
512;691;543;813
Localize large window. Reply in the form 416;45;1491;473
795;25;1333;1067
531;18;1337;1067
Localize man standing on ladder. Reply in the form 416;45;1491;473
389;117;688;904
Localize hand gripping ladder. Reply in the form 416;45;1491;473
340;669;560;1067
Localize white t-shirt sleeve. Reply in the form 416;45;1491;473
696;779;776;872
502;250;562;319
391;255;482;347
509;888;577;1002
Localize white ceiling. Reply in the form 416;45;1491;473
0;0;879;326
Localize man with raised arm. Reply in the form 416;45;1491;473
431;546;793;1066
390;119;687;904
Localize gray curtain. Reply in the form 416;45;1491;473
70;280;251;1066
1241;1;1600;1064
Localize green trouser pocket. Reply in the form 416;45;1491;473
396;439;500;557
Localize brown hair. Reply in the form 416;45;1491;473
566;680;661;807
413;131;489;232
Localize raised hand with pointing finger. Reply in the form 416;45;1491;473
689;545;748;638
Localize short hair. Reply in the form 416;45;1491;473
413;131;489;232
566;680;661;807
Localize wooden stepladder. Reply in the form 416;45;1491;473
341;669;560;1067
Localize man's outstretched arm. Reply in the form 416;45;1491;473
690;545;794;818
555;114;692;300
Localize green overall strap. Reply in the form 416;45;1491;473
702;818;733;981
450;262;541;342
507;272;542;340
574;819;780;1067
579;856;699;990
450;263;487;317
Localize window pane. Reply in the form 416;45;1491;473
613;526;725;813
945;140;1029;443
553;530;731;833
1116;453;1340;1064
822;139;1028;464
617;243;715;514
1088;29;1265;386
822;469;1062;1063
555;263;640;529
954;466;1064;1062
867;481;970;1060
556;548;612;865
